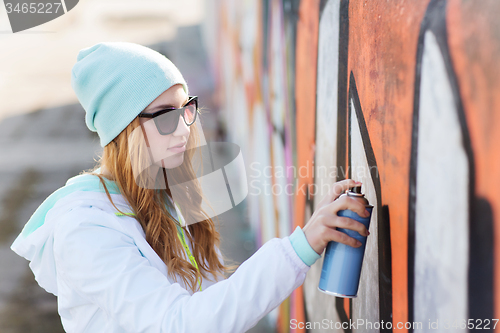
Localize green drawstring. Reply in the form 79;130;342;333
115;210;202;291
114;212;135;217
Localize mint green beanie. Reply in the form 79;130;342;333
71;42;188;147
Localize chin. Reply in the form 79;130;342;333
159;153;185;169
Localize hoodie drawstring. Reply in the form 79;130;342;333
114;211;202;292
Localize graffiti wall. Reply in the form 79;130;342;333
204;0;499;331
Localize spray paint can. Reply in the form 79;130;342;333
318;186;373;297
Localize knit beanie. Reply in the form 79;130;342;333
71;42;188;147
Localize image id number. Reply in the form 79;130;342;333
5;2;63;14
442;319;499;330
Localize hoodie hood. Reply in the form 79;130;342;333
11;171;191;297
10;172;121;295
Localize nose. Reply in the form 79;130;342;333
172;114;190;137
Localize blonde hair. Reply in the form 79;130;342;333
85;116;237;293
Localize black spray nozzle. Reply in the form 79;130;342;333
349;185;362;194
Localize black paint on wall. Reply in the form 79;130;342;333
469;197;494;322
379;204;393;319
335;0;349;180
408;0;494;329
335;298;352;333
261;0;270;73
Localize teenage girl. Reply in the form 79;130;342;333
11;42;370;333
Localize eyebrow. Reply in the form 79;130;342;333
148;104;176;111
145;98;190;113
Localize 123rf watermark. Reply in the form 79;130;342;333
290;318;499;330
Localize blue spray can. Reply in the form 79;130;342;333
318;186;373;297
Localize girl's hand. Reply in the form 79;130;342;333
302;179;370;255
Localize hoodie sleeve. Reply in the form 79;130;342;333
53;206;311;333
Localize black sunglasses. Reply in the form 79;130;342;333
138;96;198;135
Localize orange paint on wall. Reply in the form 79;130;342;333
344;298;350;319
293;0;320;332
447;0;500;320
347;1;431;330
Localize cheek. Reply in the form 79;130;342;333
143;121;172;160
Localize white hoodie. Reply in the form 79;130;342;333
10;173;316;333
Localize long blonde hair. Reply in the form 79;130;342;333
85;116;237;293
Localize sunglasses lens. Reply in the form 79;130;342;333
155;111;179;134
184;100;197;124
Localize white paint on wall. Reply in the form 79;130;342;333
247;105;266;239
414;30;469;328
250;103;276;244
315;1;340;151
350;98;380;332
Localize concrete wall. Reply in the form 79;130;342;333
204;0;500;332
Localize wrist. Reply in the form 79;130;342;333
289;226;322;266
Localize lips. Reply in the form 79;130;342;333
169;142;186;149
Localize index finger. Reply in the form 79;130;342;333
315;179;362;211
331;179;361;200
